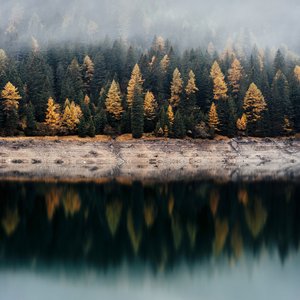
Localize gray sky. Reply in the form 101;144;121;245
0;0;299;51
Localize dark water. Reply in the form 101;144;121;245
0;180;299;300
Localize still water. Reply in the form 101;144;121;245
0;180;299;300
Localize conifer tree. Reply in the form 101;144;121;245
291;66;300;132
105;80;124;122
61;58;84;104
131;86;144;138
236;114;247;132
210;61;228;100
90;52;107;100
94;109;107;134
62;99;82;133
1;82;22;135
185;70;199;96
127;64;143;108
208;102;220;133
243;83;267;136
144;91;157;121
173;111;185;138
25;102;36;134
82;55;94;96
167;104;174;126
170;68;183;107
228;58;243;96
270;71;293;135
45;97;61;132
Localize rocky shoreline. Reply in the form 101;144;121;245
0;137;299;182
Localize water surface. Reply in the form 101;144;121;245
0;180;299;299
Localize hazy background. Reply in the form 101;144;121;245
0;0;299;51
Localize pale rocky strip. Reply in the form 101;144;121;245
0;136;299;182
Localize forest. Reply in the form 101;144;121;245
0;36;300;139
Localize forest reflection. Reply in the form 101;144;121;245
0;180;299;272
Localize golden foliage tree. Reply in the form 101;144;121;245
45;187;61;221
45;97;61;130
213;218;229;256
294;65;300;82
82;55;94;95
243;83;267;127
63;189;81;217
236;113;247;131
185;70;199;96
170;68;183;107
1;82;21;111
160;55;170;73
62;99;82;132
208;102;220;131
228;58;243;95
167;104;174;126
105;80;124;121
210;61;228;100
144;91;157;121
127;64;143;108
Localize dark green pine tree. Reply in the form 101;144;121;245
290;69;300;132
94;109;107;134
78;116;87;138
61;58;84;104
173;110;185;138
87;118;95;137
273;49;286;75
25;102;36;135
216;98;229;136
131;86;144;138
247;47;263;89
90;52;107;101
26;51;53;122
270;71;293;135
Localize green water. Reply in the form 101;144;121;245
0;180;299;300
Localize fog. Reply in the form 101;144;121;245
0;0;299;51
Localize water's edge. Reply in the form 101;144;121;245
0;137;299;181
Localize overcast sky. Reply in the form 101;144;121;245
0;0;299;51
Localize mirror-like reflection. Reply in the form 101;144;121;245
0;179;299;299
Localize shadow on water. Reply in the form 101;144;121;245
0;179;299;274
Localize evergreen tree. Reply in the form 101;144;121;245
131;86;144;139
243;83;267;136
173;111;185;138
61;58;84;104
26;51;53;121
94;109;107;134
291;66;300;132
0;82;22;135
25;102;36;134
270;71;292;135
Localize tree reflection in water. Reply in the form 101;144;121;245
0;180;299;272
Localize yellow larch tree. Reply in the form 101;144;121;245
185;70;199;96
228;58;243;95
210;61;228;100
236;113;247;131
144;91;157;121
167;104;174;126
105;80;124;121
243;83;267;126
62;99;82;132
127;64;143;108
208;102;220;131
45;97;61;130
1;81;21;112
294;65;300;82
169;68;183;107
160;55;170;73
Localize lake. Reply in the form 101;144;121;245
0;179;299;300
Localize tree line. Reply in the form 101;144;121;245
0;37;300;138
